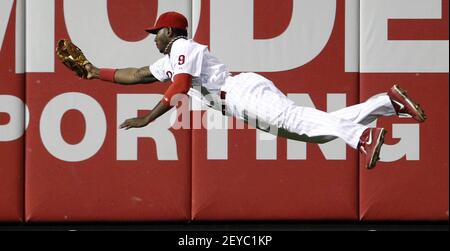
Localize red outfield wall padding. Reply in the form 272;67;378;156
24;0;191;222
0;0;24;221
359;0;449;220
191;0;360;220
359;78;449;221
0;0;447;223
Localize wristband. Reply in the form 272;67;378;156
99;68;117;82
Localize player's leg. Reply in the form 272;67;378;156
277;99;387;169
329;84;426;124
329;94;396;125
277;95;393;144
225;72;367;149
224;73;386;168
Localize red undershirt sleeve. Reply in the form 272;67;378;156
161;73;192;106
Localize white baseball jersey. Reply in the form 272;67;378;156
149;39;230;102
149;39;397;149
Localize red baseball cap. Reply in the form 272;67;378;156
145;12;188;34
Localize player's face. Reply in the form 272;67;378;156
154;28;171;54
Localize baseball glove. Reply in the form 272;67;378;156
56;39;91;79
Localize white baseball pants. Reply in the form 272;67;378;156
221;73;396;149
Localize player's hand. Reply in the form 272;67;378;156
119;117;151;130
84;63;99;80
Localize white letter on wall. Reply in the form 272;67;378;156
0;0;25;73
117;94;178;161
0;0;14;55
40;93;107;162
361;0;449;72
64;0;191;69
26;0;54;72
211;0;336;72
345;0;360;72
381;124;420;161
0;95;29;141
206;109;229;160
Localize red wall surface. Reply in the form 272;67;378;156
0;0;447;222
191;0;359;220
359;0;449;220
24;0;191;222
0;0;24;221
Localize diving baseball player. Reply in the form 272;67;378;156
62;12;426;169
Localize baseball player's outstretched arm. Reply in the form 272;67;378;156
85;64;159;84
119;74;192;129
119;100;172;130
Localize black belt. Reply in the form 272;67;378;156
220;91;227;115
